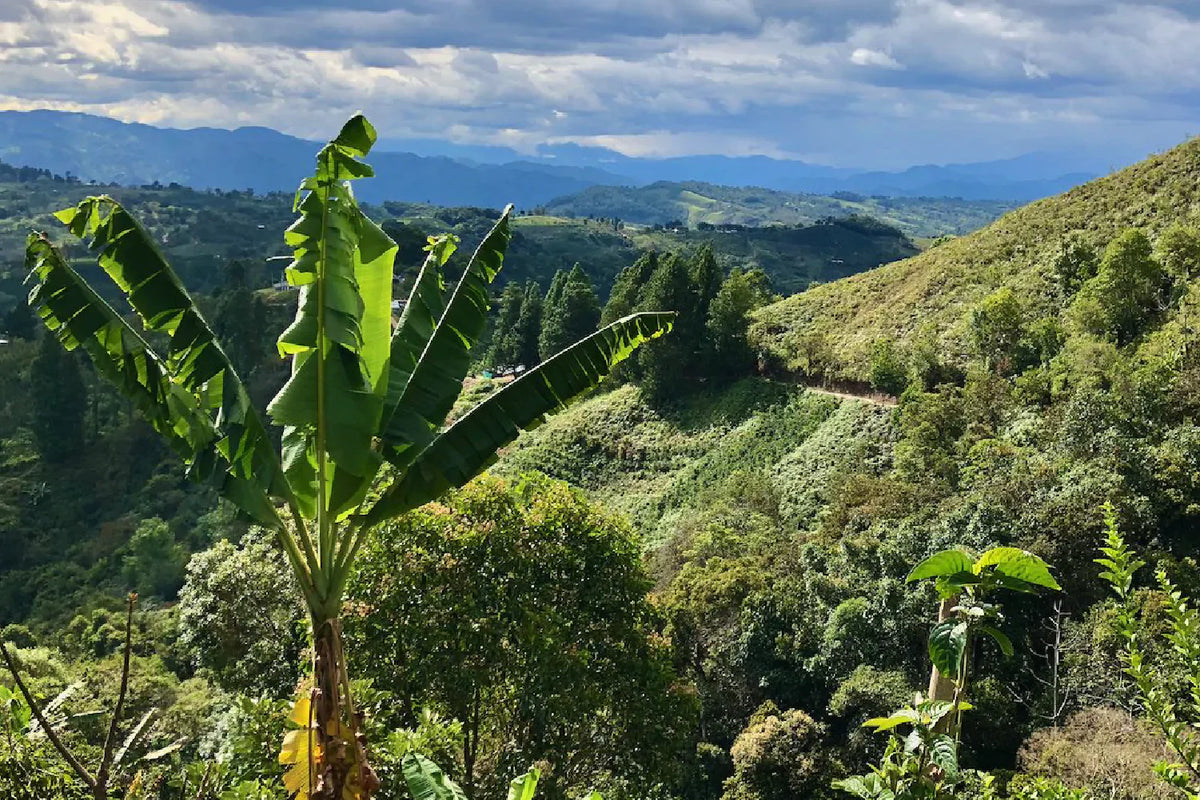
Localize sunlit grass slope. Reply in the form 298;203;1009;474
494;379;895;547
750;138;1200;380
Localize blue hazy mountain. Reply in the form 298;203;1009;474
2;109;1109;206
381;135;1107;201
0;110;619;208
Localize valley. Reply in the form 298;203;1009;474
2;118;1200;800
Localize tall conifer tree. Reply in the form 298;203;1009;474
488;281;526;367
515;279;543;368
689;245;723;323
635;255;694;404
540;265;600;360
602;252;660;382
707;267;774;379
602;251;658;326
687;245;723;372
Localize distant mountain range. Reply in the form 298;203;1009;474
0;109;1110;208
387;136;1106;202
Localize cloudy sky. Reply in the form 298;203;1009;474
1;0;1198;168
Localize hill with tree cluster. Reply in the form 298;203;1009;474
491;133;1200;800
749;137;1200;381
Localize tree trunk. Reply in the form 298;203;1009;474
312;617;380;799
926;596;958;734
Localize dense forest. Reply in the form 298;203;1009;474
3;120;1200;800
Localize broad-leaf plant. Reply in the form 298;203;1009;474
832;699;972;800
23;114;674;799
834;547;1060;800
907;546;1061;737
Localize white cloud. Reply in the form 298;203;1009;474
1022;60;1048;79
0;0;1197;166
850;47;902;68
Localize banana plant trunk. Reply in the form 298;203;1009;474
311;614;379;799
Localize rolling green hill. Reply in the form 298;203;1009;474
380;203;920;295
625;216;918;294
485;139;1200;789
545;180;1015;238
0;162;293;311
493;380;893;546
9;135;1200;800
1;169;918;313
750;137;1200;380
518;214;919;295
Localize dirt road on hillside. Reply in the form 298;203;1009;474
801;385;898;408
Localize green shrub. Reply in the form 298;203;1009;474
724;706;839;800
870;339;909;395
1004;774;1088;800
177;531;304;697
829;666;915;768
0;624;36;650
120;517;187;599
346;474;696;799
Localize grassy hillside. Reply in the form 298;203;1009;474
545;180;1015;238
11;136;1200;798
494;380;895;546
437;134;1200;798
751;137;1200;380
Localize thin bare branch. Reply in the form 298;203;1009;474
96;592;137;793
192;762;214;800
0;638;96;789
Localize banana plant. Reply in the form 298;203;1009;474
23;114;674;800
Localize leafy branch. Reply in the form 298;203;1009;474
1096;504;1200;798
909;546;1060;737
834;546;1059;800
